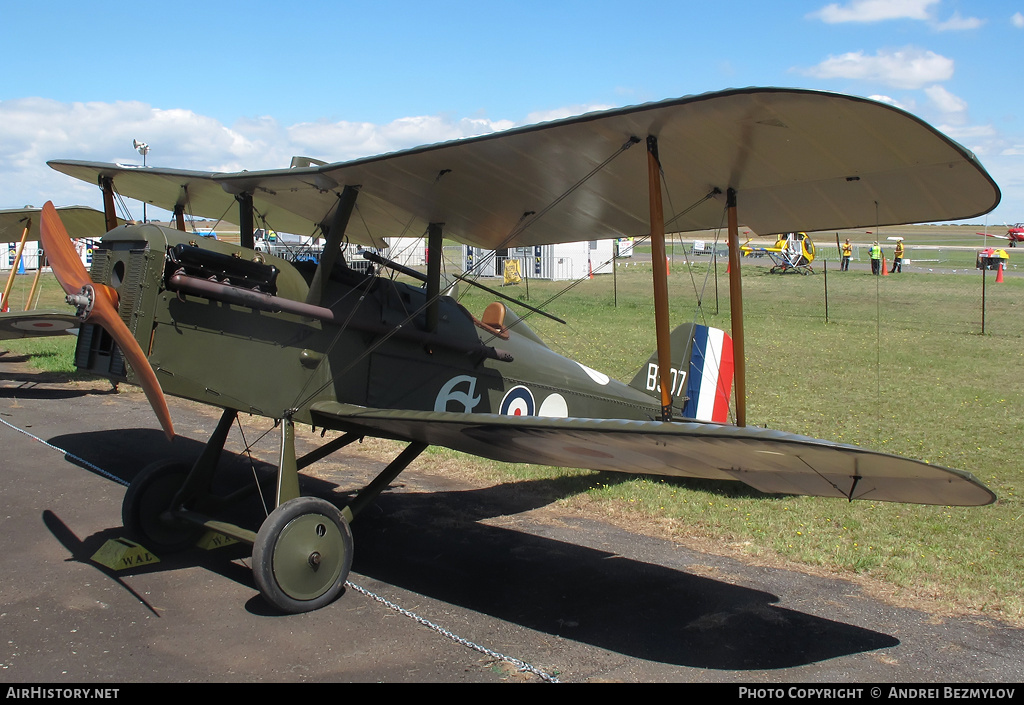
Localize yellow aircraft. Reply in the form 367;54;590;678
740;232;816;274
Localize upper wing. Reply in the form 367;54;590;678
309;402;995;507
49;88;1000;248
40;164;342;245
0;206;117;243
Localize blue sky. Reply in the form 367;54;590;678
2;0;1021;226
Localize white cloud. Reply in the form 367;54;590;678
867;94;910;110
932;11;985;31
1013;12;1024;28
810;1;984;30
525;104;615;124
924;84;968;122
0;98;527;216
286;114;515;164
809;0;937;23
803;46;954;89
940;124;997;140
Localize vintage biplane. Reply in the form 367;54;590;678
0;205;120;338
979;222;1024;247
34;87;1001;613
740;232;817;274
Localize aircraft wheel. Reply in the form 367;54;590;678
122;460;202;552
252;497;353;614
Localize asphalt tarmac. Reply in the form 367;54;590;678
1;352;1022;684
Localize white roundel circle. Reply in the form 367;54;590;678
538;393;568;418
499;385;535;416
11;318;75;332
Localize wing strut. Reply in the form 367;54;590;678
173;203;187;232
1;216;30;312
647;136;674;422
306;185;359;306
726;188;746;427
426;222;443;332
236;192;255;249
100;176;118;232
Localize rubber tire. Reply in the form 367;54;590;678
122;460;202;552
252;497;353;614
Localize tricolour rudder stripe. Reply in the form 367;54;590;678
712;330;734;423
685;325;734;423
682;325;707;419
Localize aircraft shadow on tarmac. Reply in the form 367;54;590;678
45;427;899;671
0;374;117;400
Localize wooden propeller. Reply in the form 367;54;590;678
40;202;174;440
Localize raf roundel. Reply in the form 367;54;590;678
499;385;535;416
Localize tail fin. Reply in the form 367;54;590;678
628;323;734;423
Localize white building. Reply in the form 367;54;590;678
464;240;616;281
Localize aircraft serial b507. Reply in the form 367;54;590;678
26;88;1001;613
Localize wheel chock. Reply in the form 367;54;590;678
91;538;160;570
197;530;239;550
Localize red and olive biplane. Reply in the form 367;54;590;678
979;223;1024;247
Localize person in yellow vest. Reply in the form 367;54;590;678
869;242;881;275
890;239;904;273
841;238;853;271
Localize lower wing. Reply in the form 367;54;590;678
309;403;994;507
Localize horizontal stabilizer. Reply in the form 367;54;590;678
0;311;79;340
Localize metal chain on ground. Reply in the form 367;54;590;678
345;581;561;682
0;416;127;486
0;414;560;683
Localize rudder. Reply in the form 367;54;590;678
628;323;734;423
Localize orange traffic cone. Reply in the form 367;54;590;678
996;263;1004;283
882;254;889;276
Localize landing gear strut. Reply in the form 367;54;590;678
120;409;427;613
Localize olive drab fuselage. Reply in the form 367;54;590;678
78;223;666;429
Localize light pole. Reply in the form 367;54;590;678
133;139;149;222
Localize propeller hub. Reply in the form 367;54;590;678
66;285;95;320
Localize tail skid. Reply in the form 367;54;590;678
629;323;734;423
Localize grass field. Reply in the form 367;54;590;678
2;243;1022;624
448;249;1024;624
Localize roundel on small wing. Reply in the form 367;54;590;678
11;319;74;332
0;316;77;337
499;385;535;416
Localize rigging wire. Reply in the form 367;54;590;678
287;141;638;411
494;188;722;333
874;201;882;445
452;136;642;301
111;189;134;223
